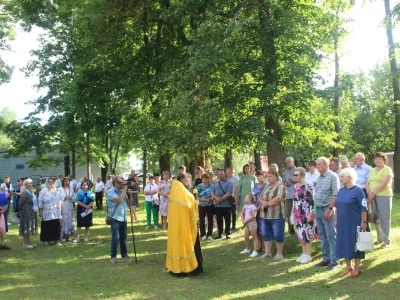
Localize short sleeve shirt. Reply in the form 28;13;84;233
314;170;339;207
368;166;394;197
106;187;128;222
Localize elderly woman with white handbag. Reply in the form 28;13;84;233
335;168;368;278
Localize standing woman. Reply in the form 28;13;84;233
158;171;172;229
336;168;368;277
58;177;75;242
258;169;286;261
127;175;140;222
197;174;214;240
18;179;37;248
73;182;94;242
238;164;257;212
0;191;10;249
292;167;315;264
252;171;267;253
366;152;394;249
38;178;62;246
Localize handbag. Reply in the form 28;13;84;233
218;182;235;206
367;201;379;224
289;211;295;225
356;230;373;252
105;203;120;225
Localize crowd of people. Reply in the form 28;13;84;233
0;151;394;277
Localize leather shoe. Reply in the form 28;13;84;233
315;260;331;267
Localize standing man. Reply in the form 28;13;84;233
178;165;186;175
282;157;296;236
55;175;63;189
211;169;233;239
314;157;340;270
249;162;256;175
94;177;105;210
104;175;112;194
329;158;341;178
166;173;203;276
226;167;239;231
106;176;130;263
69;175;77;191
353;152;372;196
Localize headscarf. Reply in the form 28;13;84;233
44;177;56;192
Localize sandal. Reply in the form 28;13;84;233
351;269;362;278
373;241;382;245
380;243;389;249
342;268;354;276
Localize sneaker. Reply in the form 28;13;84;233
44;242;50;246
72;239;79;243
225;235;231;239
299;255;312;264
273;254;284;261
23;244;33;249
207;236;213;240
84;237;89;242
250;251;259;258
121;255;132;260
111;257;117;263
240;249;251;254
145;226;150;230
214;235;223;240
154;226;158;229
0;244;11;250
201;236;207;241
315;260;330;267
56;242;62;246
326;262;340;270
61;238;66;242
260;253;272;259
296;254;306;262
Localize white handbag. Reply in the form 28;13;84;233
356;231;374;252
289;211;295;225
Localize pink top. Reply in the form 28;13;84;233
243;204;257;221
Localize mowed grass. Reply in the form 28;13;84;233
1;194;400;300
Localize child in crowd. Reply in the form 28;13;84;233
240;193;258;257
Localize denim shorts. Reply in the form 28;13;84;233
261;218;285;243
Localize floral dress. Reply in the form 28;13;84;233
292;184;314;243
159;180;171;217
58;187;75;238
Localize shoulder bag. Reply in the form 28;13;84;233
105;202;120;225
218;181;235;206
367;201;379;224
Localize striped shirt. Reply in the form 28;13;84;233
314;170;339;207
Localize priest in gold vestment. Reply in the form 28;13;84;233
166;173;203;276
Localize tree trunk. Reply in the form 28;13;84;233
254;149;261;172
266;118;285;171
71;144;76;178
224;149;233;169
159;153;170;174
112;142;120;175
384;0;400;192
189;160;196;179
85;132;91;179
64;155;70;177
333;35;340;158
143;148;148;191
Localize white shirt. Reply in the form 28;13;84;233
69;179;77;189
95;181;105;193
144;183;158;202
0;183;12;195
104;179;112;193
305;171;320;192
55;179;62;188
227;176;239;197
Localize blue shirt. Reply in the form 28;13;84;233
212;179;233;208
354;163;372;189
106;187;128;222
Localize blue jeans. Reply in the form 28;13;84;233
316;206;337;263
261;218;285;243
110;219;128;258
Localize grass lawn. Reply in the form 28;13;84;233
1;194;400;300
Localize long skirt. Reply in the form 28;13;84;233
40;219;61;242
